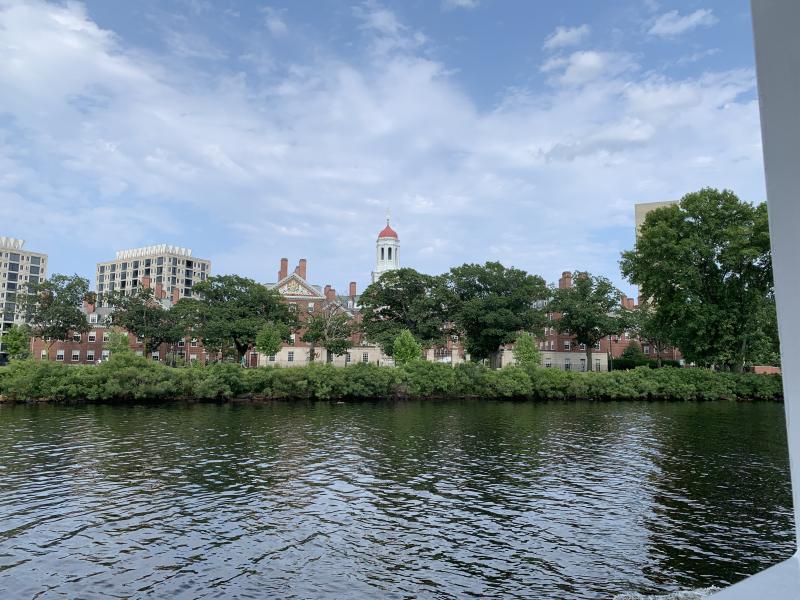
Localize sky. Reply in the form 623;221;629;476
1;0;764;295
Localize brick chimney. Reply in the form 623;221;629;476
325;286;336;301
349;281;357;298
83;299;95;313
295;258;307;280
141;276;152;289
558;271;573;289
324;284;331;297
171;287;181;305
279;258;289;280
155;282;164;299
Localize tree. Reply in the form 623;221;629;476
512;332;541;368
255;321;292;359
107;286;184;355
549;272;626;372
620;342;647;364
105;330;133;357
301;302;354;363
447;262;549;366
359;268;451;355
1;325;31;360
620;188;775;371
393;329;422;366
627;300;674;367
25;274;89;357
190;275;296;363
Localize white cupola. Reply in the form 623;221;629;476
372;219;400;283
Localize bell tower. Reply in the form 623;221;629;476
372;218;400;283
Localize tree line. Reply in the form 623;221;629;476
5;188;778;372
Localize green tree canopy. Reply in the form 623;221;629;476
301;302;354;363
620;188;775;371
627;300;675;367
393;329;423;366
255;321;292;359
25;274;90;352
107;286;185;354
512;331;541;369
359;268;451;355
548;272;626;371
447;262;549;364
1;325;31;360
189;275;296;362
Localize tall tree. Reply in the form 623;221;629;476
627;300;674;367
301;302;354;363
25;274;89;357
512;332;541;369
620;188;775;371
393;329;423;366
107;286;184;354
190;275;296;363
447;262;549;365
1;325;31;360
255;321;292;359
359;268;451;355
549;272;626;371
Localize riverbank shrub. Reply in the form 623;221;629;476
0;360;783;403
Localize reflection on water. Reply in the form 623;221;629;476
0;401;793;599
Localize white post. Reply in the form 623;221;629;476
752;0;800;550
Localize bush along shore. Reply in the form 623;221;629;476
0;354;783;404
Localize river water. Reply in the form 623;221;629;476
0;401;793;599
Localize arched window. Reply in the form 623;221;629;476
388;247;392;260
381;247;385;260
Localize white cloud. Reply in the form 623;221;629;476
353;1;426;56
0;1;764;291
543;24;590;51
442;0;479;10
648;9;717;37
262;7;288;36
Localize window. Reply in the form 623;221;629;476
89;315;98;323
102;332;110;342
87;351;95;362
178;340;185;347
579;343;586;350
580;358;586;372
362;352;369;364
56;350;64;361
381;247;385;260
544;357;552;368
71;350;80;362
388;247;392;260
190;339;198;347
290;333;296;344
88;332;96;342
288;351;294;362
643;345;650;355
73;333;81;342
595;359;601;372
151;352;159;361
307;302;314;313
269;355;276;362
564;341;571;351
345;352;351;363
101;350;110;360
564;358;571;371
40;349;47;360
594;342;601;350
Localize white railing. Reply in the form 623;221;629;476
115;244;193;260
0;237;25;250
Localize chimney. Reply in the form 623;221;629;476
325;287;336;301
324;284;331;297
141;276;152;289
349;281;357;298
155;282;164;299
295;258;307;280
279;258;289;280
626;297;635;309
83;299;95;314
559;271;573;289
171;287;181;305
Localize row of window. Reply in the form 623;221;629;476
99;258;208;272
1;253;43;265
268;351;370;363
49;349;202;362
538;340;602;351
542;357;602;371
70;331;199;346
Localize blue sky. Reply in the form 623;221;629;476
1;0;763;295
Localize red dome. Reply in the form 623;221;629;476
378;222;398;239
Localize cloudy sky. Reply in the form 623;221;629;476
1;0;764;294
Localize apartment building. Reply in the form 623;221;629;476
0;237;47;348
96;244;210;306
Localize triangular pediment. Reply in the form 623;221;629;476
272;273;324;299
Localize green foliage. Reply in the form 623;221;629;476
448;262;549;362
301;303;354;362
393;329;422;366
1;325;31;360
512;332;541;368
25;274;89;346
105;330;132;357
255;322;291;358
620;342;647;364
549;272;626;368
0;361;783;403
107;286;184;353
359;268;451;355
189;275;296;361
621;188;776;371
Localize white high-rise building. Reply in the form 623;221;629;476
372;220;399;283
96;244;211;306
0;237;48;346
